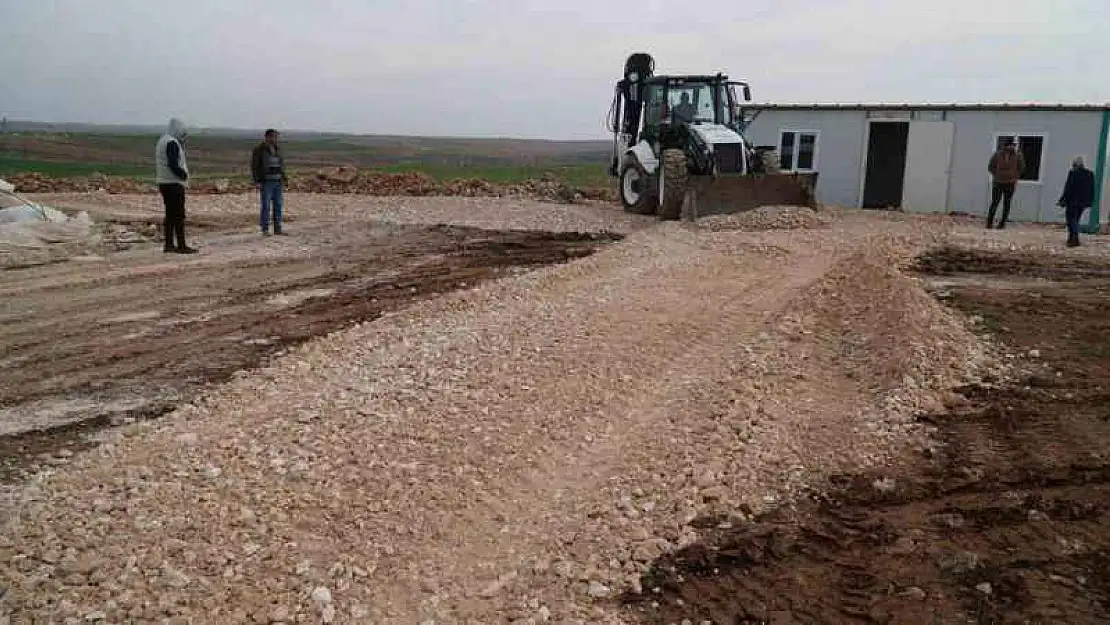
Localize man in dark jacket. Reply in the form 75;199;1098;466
1057;156;1096;247
251;129;288;235
986;139;1025;229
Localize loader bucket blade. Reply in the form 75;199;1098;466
681;172;819;221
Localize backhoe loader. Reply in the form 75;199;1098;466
606;52;818;219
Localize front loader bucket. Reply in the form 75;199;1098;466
680;172;819;221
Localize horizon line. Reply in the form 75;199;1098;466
0;118;612;143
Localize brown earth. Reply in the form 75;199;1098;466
0;220;618;483
620;245;1110;625
2;169;614;203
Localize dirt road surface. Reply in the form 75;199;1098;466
1;194;1107;624
1;195;643;480
624;243;1110;625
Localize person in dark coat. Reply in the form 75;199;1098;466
251;129;288;236
1057;156;1095;247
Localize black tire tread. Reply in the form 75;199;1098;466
658;149;688;220
619;161;657;215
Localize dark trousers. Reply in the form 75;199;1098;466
158;183;187;249
986;182;1016;228
1065;204;1087;245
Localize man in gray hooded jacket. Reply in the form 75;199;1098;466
154;118;197;253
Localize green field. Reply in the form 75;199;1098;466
0;155;150;178
0;130;612;188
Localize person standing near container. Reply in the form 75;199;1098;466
1057;156;1095;247
251;129;288;235
985;139;1024;229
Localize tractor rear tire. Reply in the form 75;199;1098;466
619;161;657;215
657;149;688;220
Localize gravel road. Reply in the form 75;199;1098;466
0;197;1070;624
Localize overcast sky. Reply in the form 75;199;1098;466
3;0;1107;139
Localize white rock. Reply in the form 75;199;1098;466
872;477;897;493
587;581;610;598
175;432;199;446
479;571;517;597
312;585;333;604
900;586;926;600
553;560;576;579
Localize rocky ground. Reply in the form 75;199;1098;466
3;169;612;204
628;244;1110;625
0;194;1107;624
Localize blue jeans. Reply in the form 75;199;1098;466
1065;204;1087;242
260;180;283;231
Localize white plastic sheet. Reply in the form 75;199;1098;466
0;184;93;253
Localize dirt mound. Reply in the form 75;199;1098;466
781;236;992;414
9;169;607;204
6;172;152;194
697;205;828;231
624;246;1110;625
289;168;441;195
443;177;499;197
192;178;251;194
506;173;586;203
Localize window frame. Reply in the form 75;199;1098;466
990;132;1048;184
778;129;821;173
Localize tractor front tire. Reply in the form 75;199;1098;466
657;149;688;220
619;161;657;215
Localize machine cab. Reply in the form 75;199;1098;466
639;76;751;143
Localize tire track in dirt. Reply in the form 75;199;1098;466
0;217;956;625
0;222;618;481
428;228;851;621
230;222;945;623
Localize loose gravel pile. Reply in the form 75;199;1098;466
6;170;614;204
697;205;829;231
0;203;1003;624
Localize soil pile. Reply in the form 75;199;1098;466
623;244;1110;625
698;205;828;231
8;169;608;204
781;234;994;415
290;168;442;195
6;173;151;194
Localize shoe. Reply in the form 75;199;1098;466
163;246;176;253
274;227;286;236
262;230;271;237
175;246;199;254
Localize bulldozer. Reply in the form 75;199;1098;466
606;52;818;219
